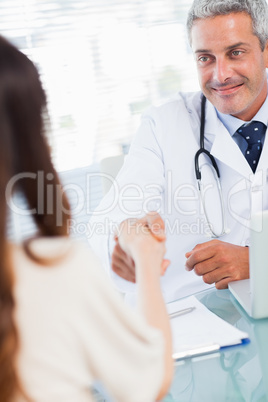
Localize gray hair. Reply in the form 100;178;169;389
187;0;268;50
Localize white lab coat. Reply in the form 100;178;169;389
89;89;268;304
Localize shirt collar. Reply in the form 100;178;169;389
216;93;268;137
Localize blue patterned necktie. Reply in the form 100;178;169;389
237;121;267;173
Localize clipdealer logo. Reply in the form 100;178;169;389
4;169;266;233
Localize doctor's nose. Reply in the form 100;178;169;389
212;59;233;84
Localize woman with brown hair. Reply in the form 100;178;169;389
0;36;173;401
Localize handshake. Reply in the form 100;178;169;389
113;212;170;282
113;212;249;289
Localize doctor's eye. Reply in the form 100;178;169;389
198;56;210;63
231;50;243;57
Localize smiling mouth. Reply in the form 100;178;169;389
213;83;244;95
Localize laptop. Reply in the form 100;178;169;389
229;210;268;319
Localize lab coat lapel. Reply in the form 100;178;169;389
205;100;252;178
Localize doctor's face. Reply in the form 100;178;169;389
191;12;268;121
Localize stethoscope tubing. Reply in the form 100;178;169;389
195;94;229;238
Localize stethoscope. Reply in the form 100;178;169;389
194;94;230;238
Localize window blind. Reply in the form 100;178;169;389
0;0;198;172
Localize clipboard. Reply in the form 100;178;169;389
167;296;250;360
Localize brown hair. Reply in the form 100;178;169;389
0;36;70;400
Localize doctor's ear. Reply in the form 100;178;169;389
264;40;268;68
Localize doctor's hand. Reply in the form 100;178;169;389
185;240;249;289
111;212;168;283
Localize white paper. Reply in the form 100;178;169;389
166;296;249;359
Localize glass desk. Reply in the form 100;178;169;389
164;288;268;402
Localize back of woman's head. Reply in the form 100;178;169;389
0;36;70;401
0;36;70;236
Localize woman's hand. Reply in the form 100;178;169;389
115;214;170;277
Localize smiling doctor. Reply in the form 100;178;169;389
89;0;268;304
